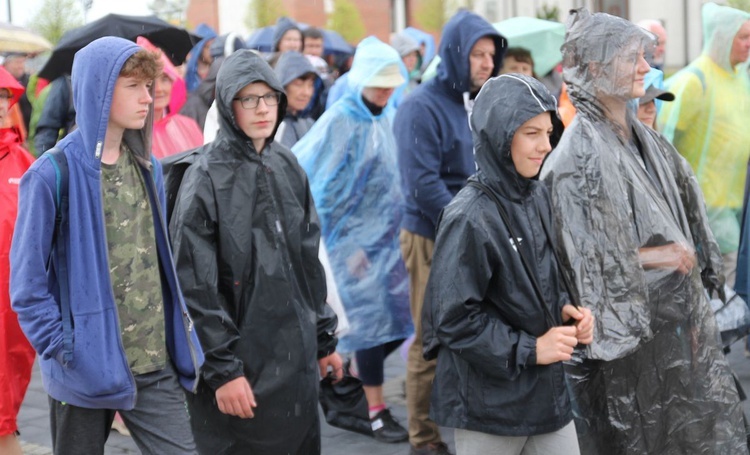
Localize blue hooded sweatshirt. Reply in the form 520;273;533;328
393;10;505;240
292;37;413;352
10;37;204;410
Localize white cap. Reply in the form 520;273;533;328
364;64;405;88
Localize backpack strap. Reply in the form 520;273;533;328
45;148;73;365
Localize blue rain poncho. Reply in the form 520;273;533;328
292;37;413;353
541;9;745;454
659;3;750;254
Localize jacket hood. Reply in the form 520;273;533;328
403;27;436;68
390;32;420;57
701;2;750;70
562;8;653;123
0;66;24;109
471;73;562;200
69;36;151;167
435;10;505;95
344;36;407;120
185;24;217;92
137;36;187;116
215;49;287;148
210;32;247;58
274;51;318;87
273;17;301;52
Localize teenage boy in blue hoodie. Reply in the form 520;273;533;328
392;10;505;455
10;37;204;454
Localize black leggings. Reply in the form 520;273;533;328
355;338;405;387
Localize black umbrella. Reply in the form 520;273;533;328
38;13;198;81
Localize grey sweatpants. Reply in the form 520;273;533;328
49;361;197;455
454;421;580;455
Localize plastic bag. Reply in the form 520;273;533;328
710;285;750;347
319;375;372;436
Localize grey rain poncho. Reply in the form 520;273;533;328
540;9;746;454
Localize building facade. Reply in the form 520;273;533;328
187;0;719;68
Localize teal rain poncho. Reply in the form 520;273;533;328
659;3;750;254
540;9;745;454
292;37;413;353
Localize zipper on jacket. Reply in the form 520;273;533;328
255;145;315;371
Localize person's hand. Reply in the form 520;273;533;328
346;249;371;279
561;304;594;345
536;326;578;365
318;352;344;382
215;376;257;418
639;242;697;275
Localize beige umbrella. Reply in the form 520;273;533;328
0;22;52;54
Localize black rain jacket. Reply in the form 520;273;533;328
422;74;572;437
169;50;337;454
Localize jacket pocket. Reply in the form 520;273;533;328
61;310;131;397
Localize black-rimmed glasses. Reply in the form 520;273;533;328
233;92;281;109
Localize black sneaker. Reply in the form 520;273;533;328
409;442;453;455
370;408;409;443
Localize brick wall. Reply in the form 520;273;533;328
186;0;220;31
186;0;396;44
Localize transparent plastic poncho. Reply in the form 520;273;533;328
292;37;413;353
659;3;750;254
540;9;746;454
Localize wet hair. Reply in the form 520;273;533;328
119;49;162;81
303;27;324;40
505;47;534;67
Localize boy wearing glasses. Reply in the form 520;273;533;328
169;50;343;454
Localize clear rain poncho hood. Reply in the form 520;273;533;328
658;3;750;255
292;37;413;352
540;8;745;454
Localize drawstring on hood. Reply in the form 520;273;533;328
471;74;562;201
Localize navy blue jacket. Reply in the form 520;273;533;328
393;11;504;240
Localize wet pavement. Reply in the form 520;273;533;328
18;350;453;454
18;343;750;454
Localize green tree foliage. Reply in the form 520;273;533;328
727;0;750;12
327;0;366;44
536;4;560;21
414;0;448;32
27;0;83;45
245;0;288;30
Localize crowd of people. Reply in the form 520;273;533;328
2;2;750;455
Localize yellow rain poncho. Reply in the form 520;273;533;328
659;2;750;254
